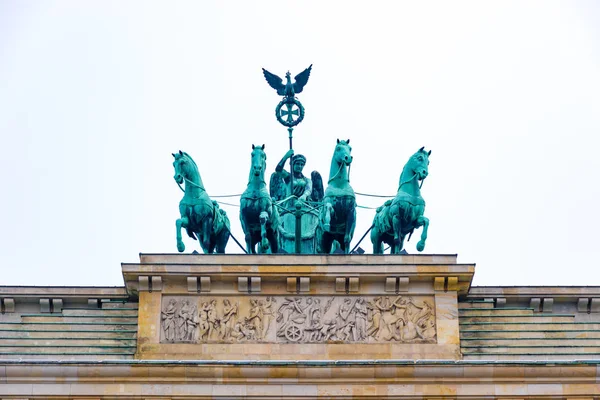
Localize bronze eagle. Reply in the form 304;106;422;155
262;65;312;98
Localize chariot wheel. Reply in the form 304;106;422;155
285;325;303;342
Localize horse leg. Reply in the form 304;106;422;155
416;216;429;252
322;232;333;254
215;226;230;254
344;206;356;253
176;216;189;253
259;211;269;254
240;214;254;254
392;214;403;254
371;228;383;254
323;202;333;232
267;228;278;254
199;214;213;254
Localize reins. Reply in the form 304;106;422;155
328;160;351;184
176;176;206;195
398;171;426;191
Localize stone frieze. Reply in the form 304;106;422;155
160;296;436;344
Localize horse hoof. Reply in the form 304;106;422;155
177;242;185;252
417;241;425;252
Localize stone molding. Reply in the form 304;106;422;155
0;361;599;398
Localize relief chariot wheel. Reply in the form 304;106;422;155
284;324;303;342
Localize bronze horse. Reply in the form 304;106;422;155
172;151;230;253
240;145;280;253
371;147;431;254
317;139;356;253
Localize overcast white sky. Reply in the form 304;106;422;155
1;1;599;287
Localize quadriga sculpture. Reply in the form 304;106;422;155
240;144;281;253
172;151;230;253
371;147;431;254
316;139;356;253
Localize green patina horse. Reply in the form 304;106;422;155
371;147;431;254
240;144;280;254
317;139;356;254
172;151;230;253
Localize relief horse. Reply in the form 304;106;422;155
240;144;280;253
371;147;431;254
317;139;356;253
172;150;230;253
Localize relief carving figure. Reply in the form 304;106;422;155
161;296;434;344
207;300;219;340
220;299;238;340
261;297;275;338
354;298;368;341
247;299;264;339
174;300;199;341
161;299;177;342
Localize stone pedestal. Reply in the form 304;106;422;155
122;254;474;361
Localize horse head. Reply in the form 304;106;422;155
406;147;431;182
334;139;353;166
172;150;198;185
250;144;267;180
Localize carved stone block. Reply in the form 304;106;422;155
151;276;163;292
530;298;541;312
238;277;248;292
3;298;14;313
299;277;310;292
591;298;600;313
160;295;436;345
250;277;261;292
577;298;589;313
348;277;359;292
335;278;346;292
447;277;458;292
40;298;50;313
139;276;149;291
287;277;297;292
543;297;554;313
52;298;63;313
385;277;396;293
398;277;409;292
434;277;445;291
200;277;211;292
187;277;198;292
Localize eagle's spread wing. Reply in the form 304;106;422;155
262;68;285;96
293;64;312;94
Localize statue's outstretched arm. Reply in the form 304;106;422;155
275;149;294;173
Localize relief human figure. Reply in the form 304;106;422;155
186;304;200;341
261;297;275;339
367;296;392;340
336;298;357;341
161;299;177;341
198;301;210;340
247;299;264;339
206;300;218;340
353;298;368;341
230;318;249;341
220;299;238;340
176;300;194;341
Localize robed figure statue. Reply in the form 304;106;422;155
270;149;324;253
